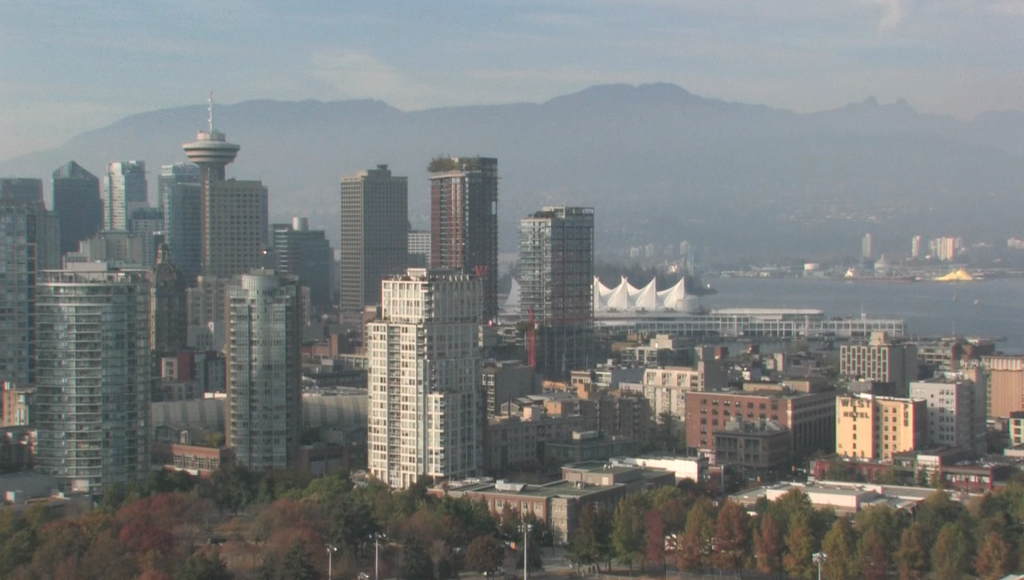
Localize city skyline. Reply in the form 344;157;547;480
2;2;1023;161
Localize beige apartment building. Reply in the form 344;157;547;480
839;332;918;396
836;394;927;461
983;355;1024;419
643;361;727;431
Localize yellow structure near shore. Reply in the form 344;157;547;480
935;268;974;282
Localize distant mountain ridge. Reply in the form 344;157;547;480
3;83;1022;262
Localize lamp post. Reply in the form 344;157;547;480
812;551;827;580
520;523;534;580
372;532;386;580
326;544;338;580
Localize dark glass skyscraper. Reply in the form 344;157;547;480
339;165;408;320
519;206;594;379
0;179;59;386
429;157;498;321
272;217;333;314
53;161;103;255
160;163;201;285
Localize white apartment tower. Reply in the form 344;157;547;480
35;264;151;493
225;271;303;471
367;268;483;488
910;375;988;454
104;161;147;231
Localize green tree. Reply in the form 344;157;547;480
855;505;902;548
931;523;970;580
278;542;319;580
0;529;36;578
976;531;1011;580
401;538;435;580
754;512;783;575
820;517;857;580
569;504;602;569
895;523;928;580
676;497;714;572
712;500;750;570
783;510;817;580
176;551;233;580
465;536;504;574
612;497;647;574
857;525;891;580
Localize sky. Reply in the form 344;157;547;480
1;0;1023;161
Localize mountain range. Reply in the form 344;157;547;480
2;83;1022;264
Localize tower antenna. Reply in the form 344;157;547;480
208;91;214;132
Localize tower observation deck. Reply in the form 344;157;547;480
182;95;239;183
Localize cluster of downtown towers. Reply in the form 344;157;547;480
0;118;595;492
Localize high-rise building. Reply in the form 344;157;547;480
104;161;147;231
0;179;59;387
53;161;103;255
408;230;431;266
519;206;595;379
272;217;334;314
225;271;303;471
367;268;484;488
160;163;202;285
839;331;918;396
150;243;187;355
129;206;164;267
911;235;922;260
861;232;873;261
339;165;409;320
35;264;151;493
910;377;987;454
429;157;498;321
835;394;926;461
183;108;267;280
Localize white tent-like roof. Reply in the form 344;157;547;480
593;276;692;312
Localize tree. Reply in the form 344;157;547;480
975;531;1011;580
401;538;435;580
569;504;602;570
0;529;37;578
712;500;750;570
783;510;817;580
930;523;970;580
278;542;319;580
465;536;504;575
754;512;783;574
658;410;675;450
895;523;928;580
612;497;647;574
820;517;857;580
644;509;666;571
857;525;891;580
176;551;233;580
676;497;714;572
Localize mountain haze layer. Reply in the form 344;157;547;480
3;83;1023;264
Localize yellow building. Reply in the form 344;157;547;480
836;394;927;461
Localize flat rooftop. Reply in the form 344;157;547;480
439;479;618;499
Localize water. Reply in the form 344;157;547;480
700;277;1024;352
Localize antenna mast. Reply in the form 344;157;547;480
207;91;214;132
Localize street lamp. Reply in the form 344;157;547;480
519;523;534;580
326;544;338;580
812;552;827;580
372;532;387;580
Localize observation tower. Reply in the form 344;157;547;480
182;94;240;183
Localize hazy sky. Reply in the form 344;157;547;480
1;0;1022;160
